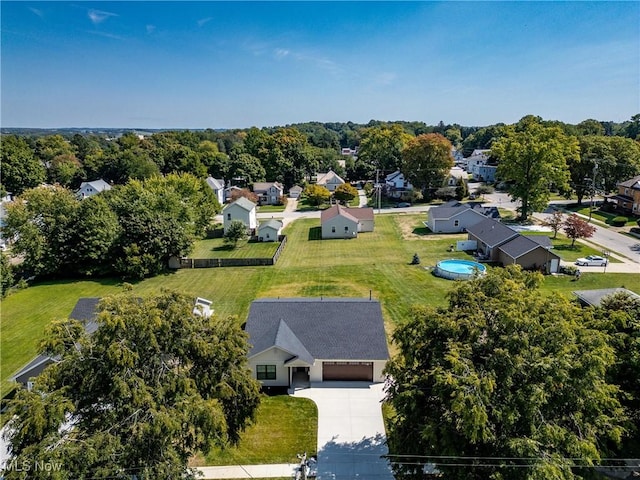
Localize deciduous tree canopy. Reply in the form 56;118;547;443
384;266;624;480
493;116;579;220
5;291;261;480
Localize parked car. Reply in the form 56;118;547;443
395;202;412;208
575;255;608;266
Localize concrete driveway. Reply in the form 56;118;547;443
293;382;393;480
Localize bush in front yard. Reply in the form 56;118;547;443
611;216;628;227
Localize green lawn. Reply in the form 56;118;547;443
2;214;640;400
192;395;317;466
566;206;637;227
190;238;281;259
257;204;286;213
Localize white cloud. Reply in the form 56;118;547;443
197;17;213;27
88;9;117;25
29;7;44;18
146;25;156;34
86;30;124;41
272;47;341;76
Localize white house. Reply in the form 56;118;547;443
222;197;257;234
321;205;374;239
316;170;345;192
76;179;111;199
245;298;389;387
253;182;284;205
257;219;283;242
384;170;413;199
446;167;468;186
205;177;225;205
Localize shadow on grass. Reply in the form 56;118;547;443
213;244;236;252
308;227;322;241
553;244;581;252
412;226;431;236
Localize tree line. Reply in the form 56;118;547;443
2;174;219;284
2;115;639;199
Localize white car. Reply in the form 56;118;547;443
575;255;608;266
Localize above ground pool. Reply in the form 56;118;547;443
434;259;486;280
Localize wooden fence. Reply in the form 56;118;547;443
172;235;287;269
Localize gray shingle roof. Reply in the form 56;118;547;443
258;219;283;231
525;235;552;248
224;196;256;212
11;298;101;382
573;288;640;307
245;298;389;361
498;235;543;259
466;217;518;247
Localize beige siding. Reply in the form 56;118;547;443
322;216;358;239
249;348;291;387
358;219;375;232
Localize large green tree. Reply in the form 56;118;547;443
4;291;261;480
595;291;640;459
569;136;640;204
3;185;79;276
493;116;579;220
357;124;413;174
385;266;624;480
401;133;453;196
0;135;47;195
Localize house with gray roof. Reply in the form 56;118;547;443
466;217;519;260
497;235;560;274
76;179;111;199
245;298;389;387
205;177;225;205
253;182;284;205
573;288;640;307
11;298;100;390
426;201;496;233
316;170;345;192
222;197;257;234
257;219;283;242
467;217;560;273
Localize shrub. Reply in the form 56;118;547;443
611;216;628;227
560;265;578;276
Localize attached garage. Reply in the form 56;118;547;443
323;361;373;381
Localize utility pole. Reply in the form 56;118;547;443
375;169;381;213
588;160;599;223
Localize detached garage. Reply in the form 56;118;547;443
245;298;389;387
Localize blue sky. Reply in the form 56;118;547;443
1;1;638;128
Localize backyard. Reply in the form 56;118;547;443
2;214;639;401
190;237;281;259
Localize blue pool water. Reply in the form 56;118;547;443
435;259;486;280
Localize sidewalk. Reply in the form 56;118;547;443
196;463;298;479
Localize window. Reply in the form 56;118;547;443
227;213;231;220
344;226;349;232
454;220;459;227
257;365;276;380
332;226;336;233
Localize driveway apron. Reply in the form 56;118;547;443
293;382;394;480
